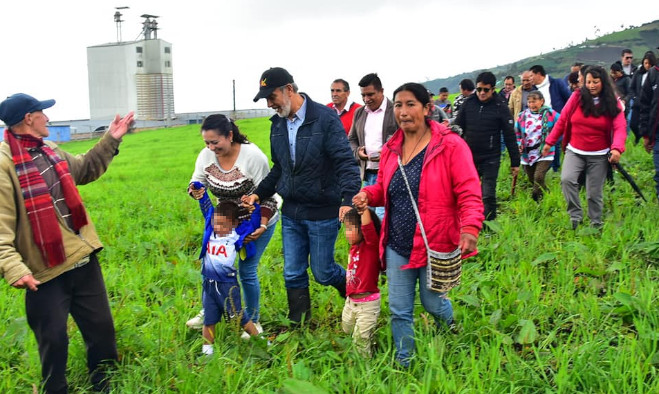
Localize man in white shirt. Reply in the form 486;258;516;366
348;73;398;218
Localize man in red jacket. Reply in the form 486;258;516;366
327;78;361;135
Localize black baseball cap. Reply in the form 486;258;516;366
253;67;294;102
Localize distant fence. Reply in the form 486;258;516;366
25;108;276;141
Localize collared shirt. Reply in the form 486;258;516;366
329;100;354;116
364;98;387;170
535;75;552;109
287;97;307;165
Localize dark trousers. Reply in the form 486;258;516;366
25;255;117;394
523;161;552;201
475;156;501;221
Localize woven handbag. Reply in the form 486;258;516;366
397;156;462;293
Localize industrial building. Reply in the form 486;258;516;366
87;14;174;121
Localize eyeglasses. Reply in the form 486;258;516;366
330;89;345;92
476;87;491;93
624;56;633;60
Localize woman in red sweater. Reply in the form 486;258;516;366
542;65;627;229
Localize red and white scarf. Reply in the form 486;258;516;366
4;129;88;267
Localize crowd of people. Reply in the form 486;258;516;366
2;43;659;391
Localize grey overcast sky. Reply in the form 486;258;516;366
1;0;658;121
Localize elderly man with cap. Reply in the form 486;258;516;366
0;93;134;393
243;67;360;325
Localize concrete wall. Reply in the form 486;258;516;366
0;125;71;142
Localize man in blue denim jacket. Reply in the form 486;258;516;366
245;67;361;324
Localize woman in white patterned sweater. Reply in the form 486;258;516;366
186;114;279;336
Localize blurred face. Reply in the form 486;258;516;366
361;84;385;111
26;110;50;138
622;53;633;66
476;82;494;102
643;59;651;70
610;69;622;79
213;213;234;237
330;82;349;107
527;96;544;112
266;86;292;118
504;78;514;92
585;74;602;97
438;92;449;101
344;223;362;245
570;65;581;73
521;72;533;90
202;129;233;156
393;90;430;133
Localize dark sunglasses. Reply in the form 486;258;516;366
624;56;633;60
330;89;345;92
476;87;491;93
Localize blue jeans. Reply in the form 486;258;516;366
363;171;385;220
654;138;659;200
386;246;453;366
281;215;345;289
238;221;277;323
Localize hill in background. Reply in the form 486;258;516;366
424;19;659;93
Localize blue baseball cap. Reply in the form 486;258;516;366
0;93;56;127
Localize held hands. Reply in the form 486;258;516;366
352;192;369;213
510;166;520;177
12;274;40;291
108;111;135;139
187;183;205;200
240;194;259;214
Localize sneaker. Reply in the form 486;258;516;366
186;310;204;330
241;322;264;340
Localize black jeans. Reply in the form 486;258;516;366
474;156;501;221
25;254;117;394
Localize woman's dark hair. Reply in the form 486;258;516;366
393;82;431;107
344;207;381;237
200;114;249;144
579;65;621;118
641;51;657;72
568;71;580;85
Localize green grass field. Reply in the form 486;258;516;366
1;118;658;393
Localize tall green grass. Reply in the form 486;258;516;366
0;119;657;393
